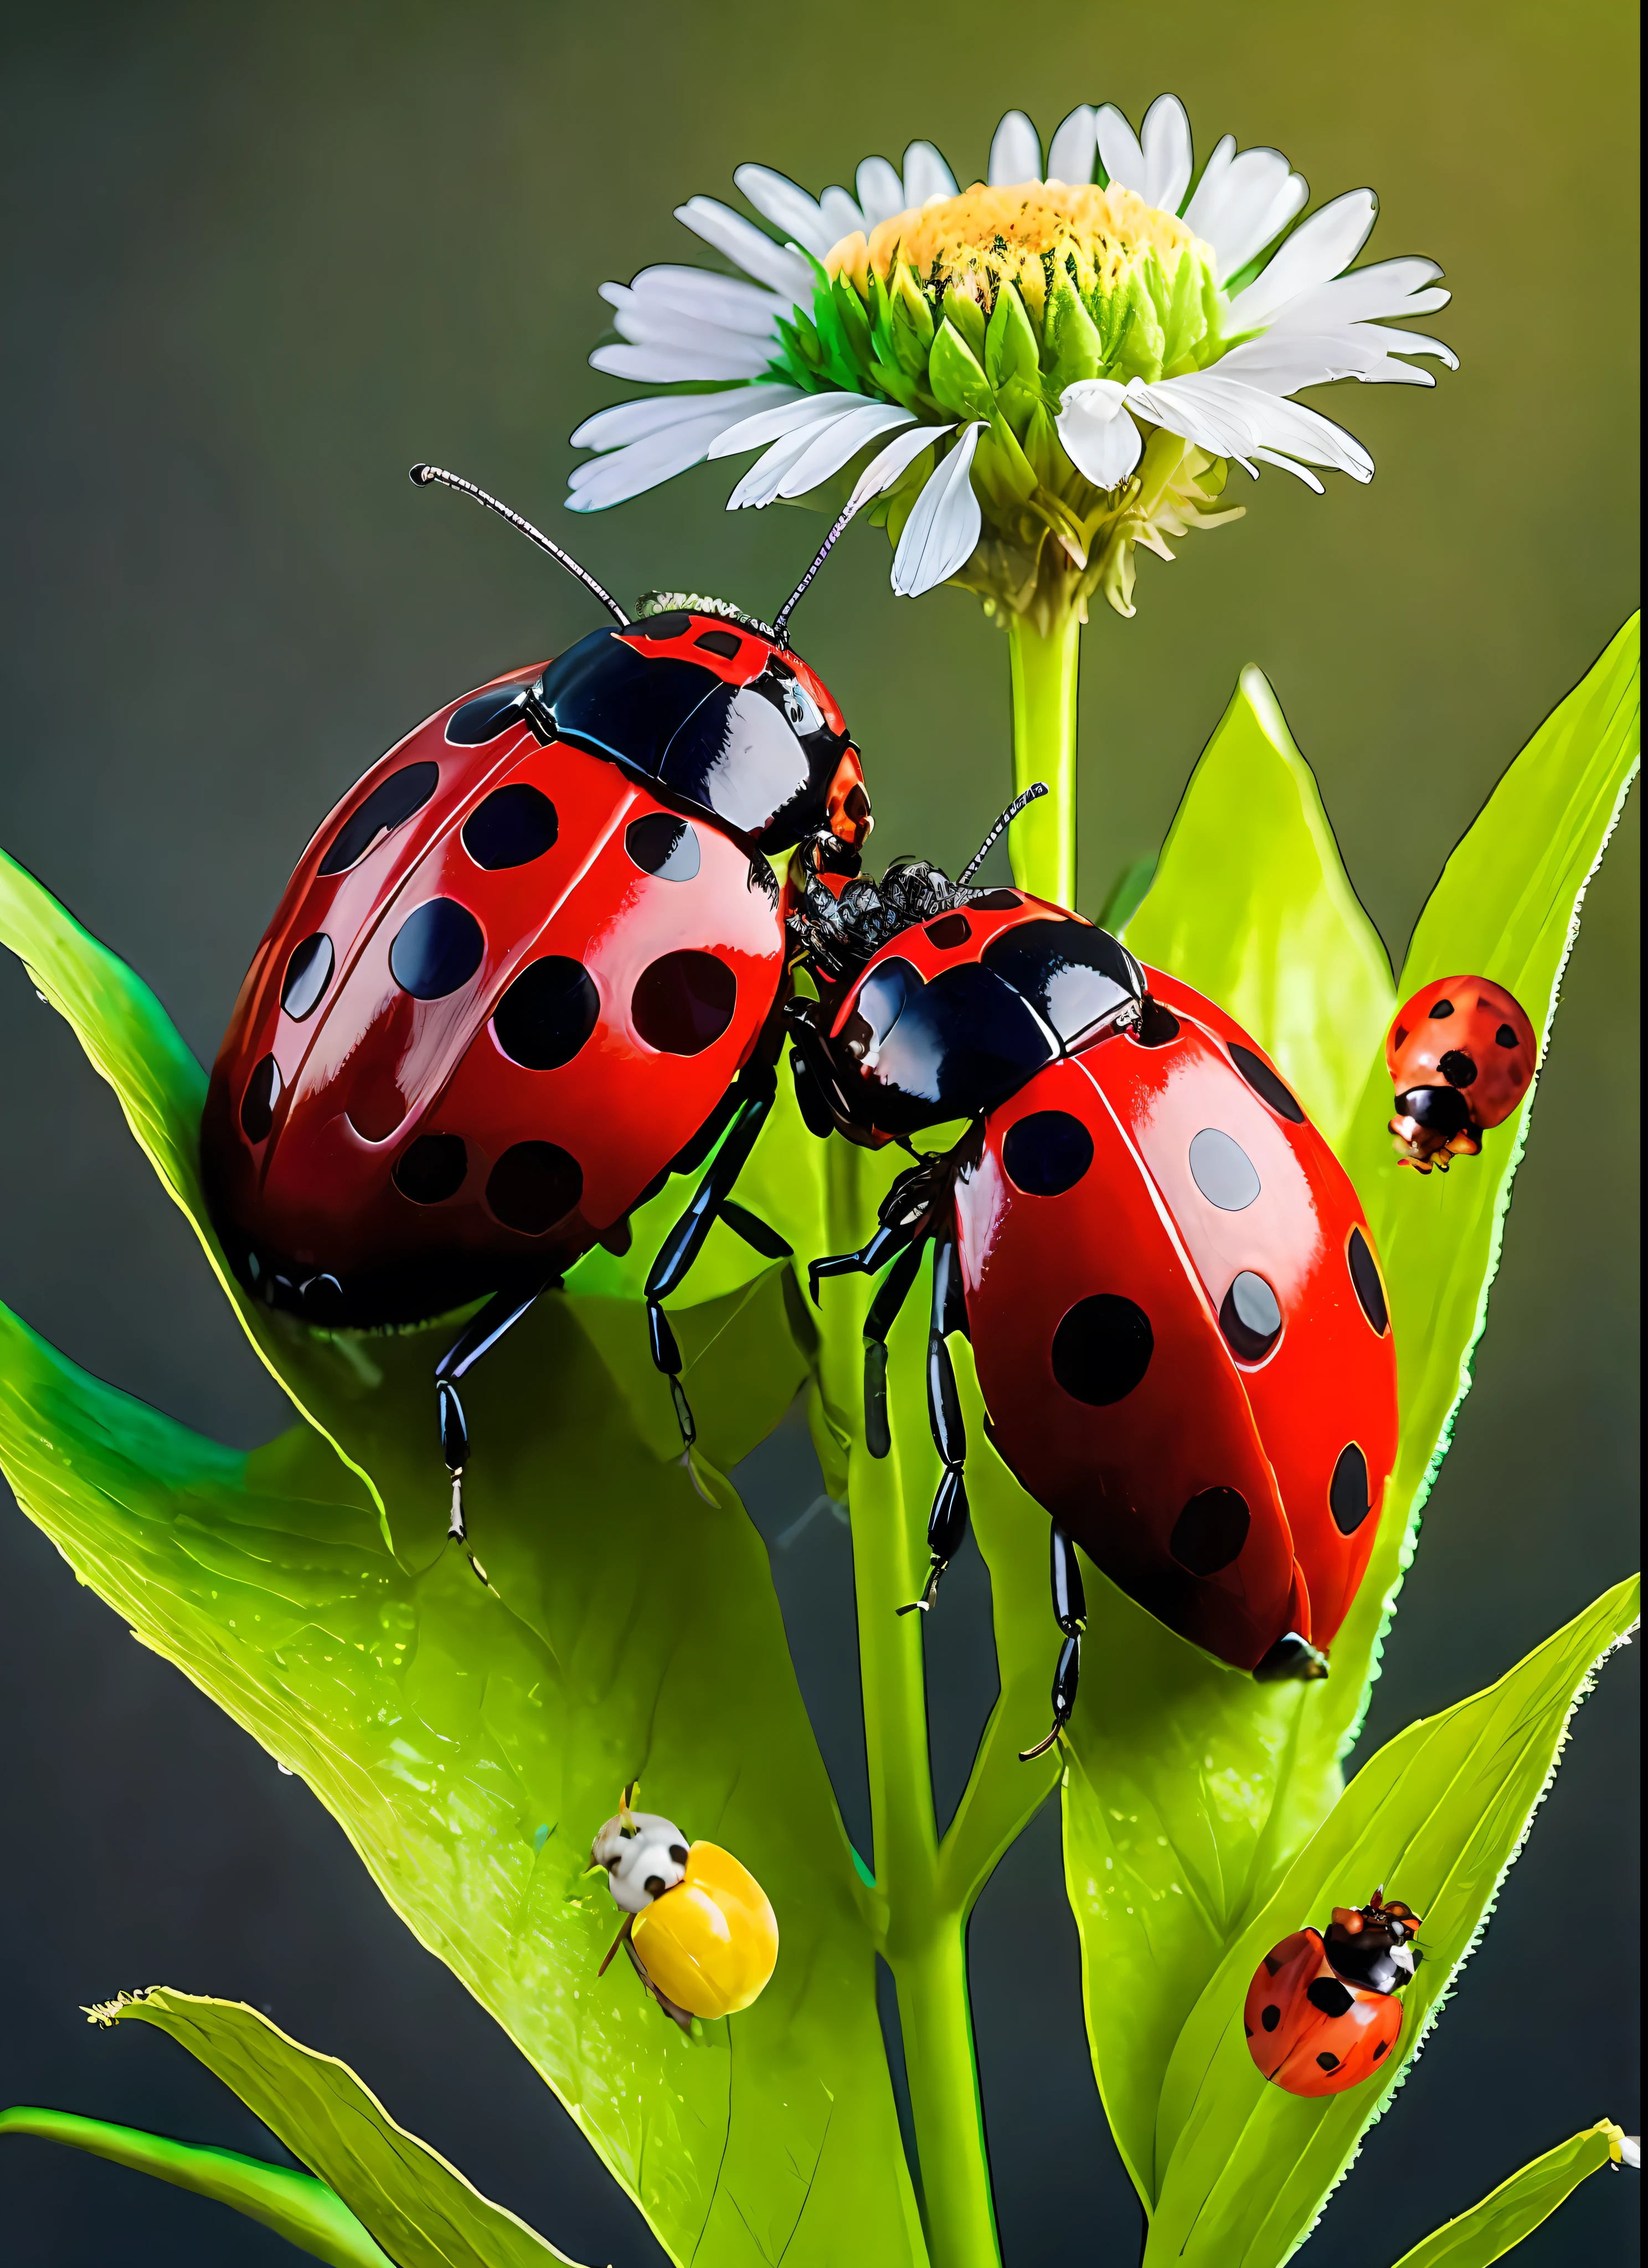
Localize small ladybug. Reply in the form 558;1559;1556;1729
1386;975;1537;1171
591;1784;778;2030
201;466;874;1546
786;802;1398;1754
1245;1888;1422;2096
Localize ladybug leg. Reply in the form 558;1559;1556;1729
645;1066;779;1449
862;1239;926;1459
432;1278;555;1549
1018;1530;1086;1761
898;1223;972;1617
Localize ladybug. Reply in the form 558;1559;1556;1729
201;466;874;1545
785;805;1398;1755
591;1785;779;2030
1386;975;1538;1171
1244;1888;1422;2095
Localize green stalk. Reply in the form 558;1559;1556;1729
1006;609;1080;905
823;1140;1002;2268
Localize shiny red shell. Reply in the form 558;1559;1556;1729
1386;973;1537;1169
1243;1927;1404;2096
203;616;850;1327
840;895;1397;1672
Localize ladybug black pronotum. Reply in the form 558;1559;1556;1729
202;467;874;1550
784;827;1398;1755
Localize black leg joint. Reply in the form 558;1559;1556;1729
648;1301;682;1378
436;1379;468;1472
864;1339;890;1459
928;1465;969;1561
1051;1527;1086;1636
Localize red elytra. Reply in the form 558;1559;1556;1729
796;886;1397;1679
1386;973;1538;1172
202;610;868;1330
1244;1894;1422;2097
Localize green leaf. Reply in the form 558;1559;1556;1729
1067;630;1639;2213
1386;2120;1631;2268
87;1989;581;2265
1144;1579;1638;2265
1122;665;1395;1147
0;853;925;2266
1043;277;1102;390
926;321;995;421
983;283;1038;391
0;2104;391;2267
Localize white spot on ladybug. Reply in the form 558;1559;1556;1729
1188;1127;1260;1211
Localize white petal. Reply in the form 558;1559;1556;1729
1182;137;1309;280
727;425;835;509
848;420;956;509
1252;446;1325;492
1127;371;1374;482
856;155;907;229
674;195;812;301
708;390;878;459
777;401;916;499
1620;2136;1641;2171
903;141;959;207
566;410;745;511
988;110;1042;187
590;341;770;383
1219;324;1453;393
734;164;836;260
890;423;985;596
1095;103;1147;196
1056;379;1144;488
1228;188;1378;329
818;185;866;245
1046;105;1098;187
1139;94;1193;213
618;264;788;338
1264;256;1448;329
570;384;799;453
600;286;774;368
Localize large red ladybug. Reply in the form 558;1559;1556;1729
202;467;873;1542
786;814;1398;1752
1244;1889;1423;2096
1386;974;1537;1171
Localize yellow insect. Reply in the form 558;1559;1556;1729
590;1784;778;2029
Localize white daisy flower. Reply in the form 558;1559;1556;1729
569;96;1455;623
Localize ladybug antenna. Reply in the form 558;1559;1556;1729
956;783;1049;888
772;492;870;648
410;464;631;627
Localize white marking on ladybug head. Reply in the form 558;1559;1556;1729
591;1802;691;1914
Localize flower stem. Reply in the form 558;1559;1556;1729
1006;609;1080;905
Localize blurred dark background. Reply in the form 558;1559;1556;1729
0;2;1637;2261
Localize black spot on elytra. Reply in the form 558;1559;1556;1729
924;912;972;950
1229;1042;1305;1122
318;761;439;874
694;628;742;658
628;612;692;640
631;951;737;1055
1170;1488;1251;1576
462;784;558;870
492;957;600;1070
393;1133;467;1204
240;1056;281;1143
282;934;334;1021
486;1141;583;1234
1428;998;1455;1019
1316;2051;1341;2071
1219;1271;1281;1362
1496;1023;1520;1048
390;899;484;999
1372;2038;1389;2060
1347;1228;1388;1335
1306;1977;1355;2019
1003;1110;1094;1197
1393;1025;1409;1049
965;889;1020;910
1050;1294;1152;1405
1330;1443;1372;1535
1439;1048;1477;1088
626;813;701;880
1263;1953;1283;1978
1260;2004;1281;2032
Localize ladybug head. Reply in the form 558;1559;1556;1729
413;462;873;867
1325;1889;1423;1994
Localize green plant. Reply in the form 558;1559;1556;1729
0;614;1636;2264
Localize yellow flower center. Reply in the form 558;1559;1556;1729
827;179;1208;323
